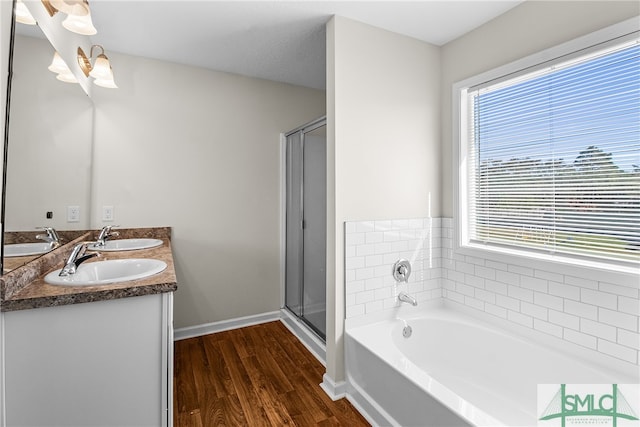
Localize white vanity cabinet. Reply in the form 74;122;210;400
3;292;173;427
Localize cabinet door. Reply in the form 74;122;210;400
4;294;169;426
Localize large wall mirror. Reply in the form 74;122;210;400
2;17;93;273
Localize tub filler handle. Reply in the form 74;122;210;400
392;259;411;283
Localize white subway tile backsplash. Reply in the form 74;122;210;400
365;300;384;314
534;292;563;311
456;261;475;275
581;288;617;310
355;290;375;305
475;288;496;304
345;217;639;366
599;308;638;332
475;266;496;280
355;267;375;281
521;302;547;320
508;310;534;328
456;283;475;297
485;260;508;271
466;256;486;266
508;265;534;277
465;296;485;311
485;280;508;295
356;244;375;257
521;276;548;293
618;296;640;316
565;275;598;290
564;329;597;350
365;232;384;244
534;319;563;338
464;274;484;288
548;310;580;330
548;281;580;301
564;300;598;321
580;318;616;342
534;270;564;283
508;285;534;303
485;303;508;319
598;339;638;364
618;329;640;350
496;270;520;286
600;282;639;299
496;294;520;311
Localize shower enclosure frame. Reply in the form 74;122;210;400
282;116;327;342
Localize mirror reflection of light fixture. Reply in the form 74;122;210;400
41;0;96;35
77;45;118;89
15;0;37;25
56;72;78;83
62;11;97;35
48;51;71;74
41;0;89;17
47;51;78;84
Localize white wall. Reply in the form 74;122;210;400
440;0;640;217
327;16;440;383
90;52;325;329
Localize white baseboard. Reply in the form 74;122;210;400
279;309;326;365
174;311;280;341
319;373;346;401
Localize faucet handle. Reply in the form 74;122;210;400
35;226;60;244
96;225;121;246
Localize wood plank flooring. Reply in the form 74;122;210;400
174;321;370;426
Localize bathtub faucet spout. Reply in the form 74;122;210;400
398;291;417;306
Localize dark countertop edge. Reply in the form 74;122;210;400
1;282;177;312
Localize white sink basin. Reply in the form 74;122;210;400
88;238;163;252
4;242;54;257
45;258;167;286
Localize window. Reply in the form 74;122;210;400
457;29;639;269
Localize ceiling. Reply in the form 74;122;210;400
21;1;525;90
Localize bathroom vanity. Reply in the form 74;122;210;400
0;227;177;427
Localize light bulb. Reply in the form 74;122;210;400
62;12;97;35
48;52;71;74
94;67;117;88
15;0;36;25
49;0;89;16
89;54;112;79
56;72;78;83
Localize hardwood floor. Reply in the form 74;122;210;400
174;321;370;426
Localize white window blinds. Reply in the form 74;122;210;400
466;42;640;265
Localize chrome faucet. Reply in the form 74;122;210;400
95;225;120;247
398;291;418;306
36;227;60;247
59;242;99;276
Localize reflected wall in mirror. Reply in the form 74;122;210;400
3;31;93;273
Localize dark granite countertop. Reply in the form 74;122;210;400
0;227;177;312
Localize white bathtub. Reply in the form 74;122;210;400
345;305;638;426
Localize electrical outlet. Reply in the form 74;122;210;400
102;205;114;222
67;205;80;223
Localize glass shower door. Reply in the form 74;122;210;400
285;120;326;340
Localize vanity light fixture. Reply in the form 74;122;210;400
15;0;37;25
48;51;78;84
42;0;89;17
62;10;97;35
77;45;118;89
41;0;97;35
